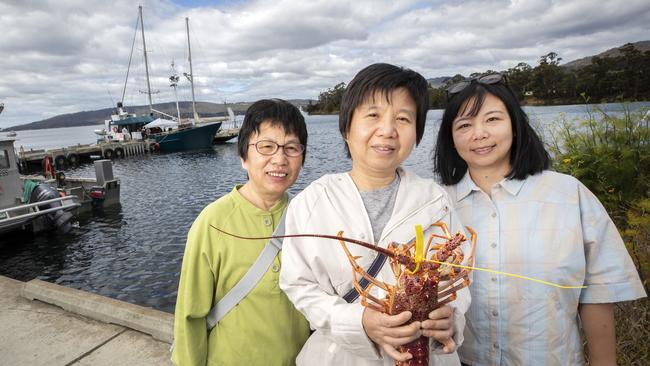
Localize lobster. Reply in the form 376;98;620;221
215;221;476;366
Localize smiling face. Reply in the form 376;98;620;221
240;121;303;205
346;87;417;182
451;92;514;178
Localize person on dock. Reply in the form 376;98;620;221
42;155;54;179
433;73;646;366
172;99;310;365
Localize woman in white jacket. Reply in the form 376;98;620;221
280;63;471;366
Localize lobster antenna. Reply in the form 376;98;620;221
213;226;396;258
214;226;586;289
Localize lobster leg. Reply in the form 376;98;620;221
352;278;389;313
431;221;453;238
339;241;392;293
438;276;470;300
338;240;397;313
424;233;437;254
464;226;477;268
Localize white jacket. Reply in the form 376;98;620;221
280;168;470;366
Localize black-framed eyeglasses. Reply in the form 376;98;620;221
446;73;506;96
248;140;305;157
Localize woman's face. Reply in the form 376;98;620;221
346;87;417;178
241;121;303;201
451;92;513;176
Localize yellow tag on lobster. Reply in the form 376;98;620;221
408;224;425;274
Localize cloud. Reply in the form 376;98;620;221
1;0;649;127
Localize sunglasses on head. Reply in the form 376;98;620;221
446;73;506;96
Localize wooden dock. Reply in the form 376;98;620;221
17;141;150;172
213;127;240;143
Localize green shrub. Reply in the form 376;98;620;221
549;105;650;226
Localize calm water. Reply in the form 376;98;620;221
1;102;648;313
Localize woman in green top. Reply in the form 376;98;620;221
172;99;310;366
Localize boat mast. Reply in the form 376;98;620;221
170;61;182;121
139;5;153;112
121;16;139;105
186;17;199;122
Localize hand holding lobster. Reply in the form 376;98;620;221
362;305;456;363
421;305;456;352
362;308;422;363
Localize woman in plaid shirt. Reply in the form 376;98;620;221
433;74;646;366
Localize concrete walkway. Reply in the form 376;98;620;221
0;275;174;366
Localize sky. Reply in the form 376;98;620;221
1;0;649;128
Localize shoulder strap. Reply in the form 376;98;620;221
342;253;387;303
206;213;286;330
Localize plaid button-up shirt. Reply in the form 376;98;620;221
446;171;646;366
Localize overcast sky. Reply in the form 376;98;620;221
1;0;649;127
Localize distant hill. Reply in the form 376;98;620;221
8;99;313;131
562;40;650;69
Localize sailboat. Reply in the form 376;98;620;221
101;6;221;153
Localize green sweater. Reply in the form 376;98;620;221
172;186;310;366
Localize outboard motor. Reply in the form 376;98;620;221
30;184;74;234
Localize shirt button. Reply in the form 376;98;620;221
493;343;499;349
491;277;497;282
360;233;365;239
271;264;280;272
491;212;497;218
263;217;272;226
490;242;497;248
492;310;498;317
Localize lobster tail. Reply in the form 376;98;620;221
397;336;428;366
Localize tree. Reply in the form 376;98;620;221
531;52;565;99
307;82;346;114
505;62;533;99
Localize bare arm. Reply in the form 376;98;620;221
579;303;616;366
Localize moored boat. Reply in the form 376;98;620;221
102;6;220;153
0;137;79;235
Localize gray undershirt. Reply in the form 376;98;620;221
358;173;401;243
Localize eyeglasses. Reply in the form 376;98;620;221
249;140;305;157
446;73;506;96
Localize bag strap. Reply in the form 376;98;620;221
342;252;387;303
206;213;286;330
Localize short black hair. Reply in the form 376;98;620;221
339;63;429;157
434;82;550;185
238;99;308;164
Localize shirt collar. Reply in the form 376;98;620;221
499;177;526;196
231;185;288;216
455;172;526;201
456;172;480;202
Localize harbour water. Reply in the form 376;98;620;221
1;102;648;313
